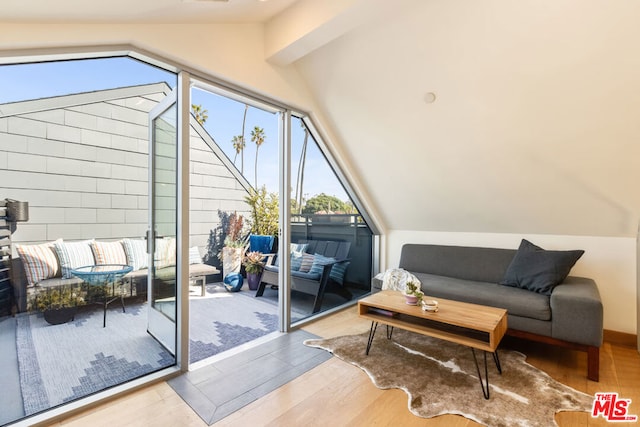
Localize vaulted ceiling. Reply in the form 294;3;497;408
2;0;640;237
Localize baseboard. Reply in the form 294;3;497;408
604;329;637;347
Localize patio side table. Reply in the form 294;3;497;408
71;264;133;327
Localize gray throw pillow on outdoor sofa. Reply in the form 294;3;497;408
500;239;584;295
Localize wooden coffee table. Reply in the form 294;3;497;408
358;290;507;399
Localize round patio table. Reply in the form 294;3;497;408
71;264;133;327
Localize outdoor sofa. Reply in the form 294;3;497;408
373;240;603;381
11;238;219;312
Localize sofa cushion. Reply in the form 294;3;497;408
122;238;148;271
309;253;335;277
291;269;321;281
54;239;95;279
330;261;350;285
263;265;322;281
500;239;584;296
399;244;516;283
299;253;314;273
189;246;202;265
91;240;127;265
414;272;552;321
155;238;176;269
16;240;61;287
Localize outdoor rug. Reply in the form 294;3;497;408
305;329;594;427
189;289;279;364
189;284;308;364
15;303;174;416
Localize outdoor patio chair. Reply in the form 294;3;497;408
256;240;352;313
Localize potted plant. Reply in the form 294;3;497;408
221;212;246;278
403;281;423;306
33;285;85;325
243;251;265;291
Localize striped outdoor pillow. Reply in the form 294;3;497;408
155;238;176;269
189;246;202;265
309;253;336;277
298;252;315;273
122;238;148;271
330;261;350;285
91;240;127;265
53;239;96;279
16;240;61;287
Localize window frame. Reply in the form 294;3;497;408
0;43;381;425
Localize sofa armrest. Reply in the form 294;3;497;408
550;276;603;347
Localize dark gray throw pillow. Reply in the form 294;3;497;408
500;239;584;295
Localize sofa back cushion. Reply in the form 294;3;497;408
399;244;516;283
122;238;148;271
91;240;128;265
16;240;61;287
54;239;96;279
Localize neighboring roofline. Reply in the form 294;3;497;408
0;82;172;118
189;115;253;193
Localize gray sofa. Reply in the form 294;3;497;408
373;242;603;381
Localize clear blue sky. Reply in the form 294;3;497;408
0;56;348;203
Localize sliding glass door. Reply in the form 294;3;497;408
147;90;178;354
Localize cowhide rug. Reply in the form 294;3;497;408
305;329;593;427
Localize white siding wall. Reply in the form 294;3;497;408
0;87;250;256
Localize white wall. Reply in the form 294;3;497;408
386;231;636;335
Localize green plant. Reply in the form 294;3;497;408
33;286;85;312
224;211;246;248
245;186;279;236
404;281;423;302
243;251;265;274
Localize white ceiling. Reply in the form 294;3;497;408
0;0;298;23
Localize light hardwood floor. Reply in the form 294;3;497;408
47;306;640;427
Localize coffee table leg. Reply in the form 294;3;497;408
493;350;502;374
386;325;394;340
471;349;491;399
366;321;378;355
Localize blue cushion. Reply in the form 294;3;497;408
330;261;350;285
291;270;321;280
309;253;335;277
264;264;279;273
263;264;321;280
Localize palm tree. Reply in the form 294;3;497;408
191;104;208;125
231;135;245;167
230;105;249;173
251;126;266;188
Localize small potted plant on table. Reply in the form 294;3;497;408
403;281;423;305
243;251;265;291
